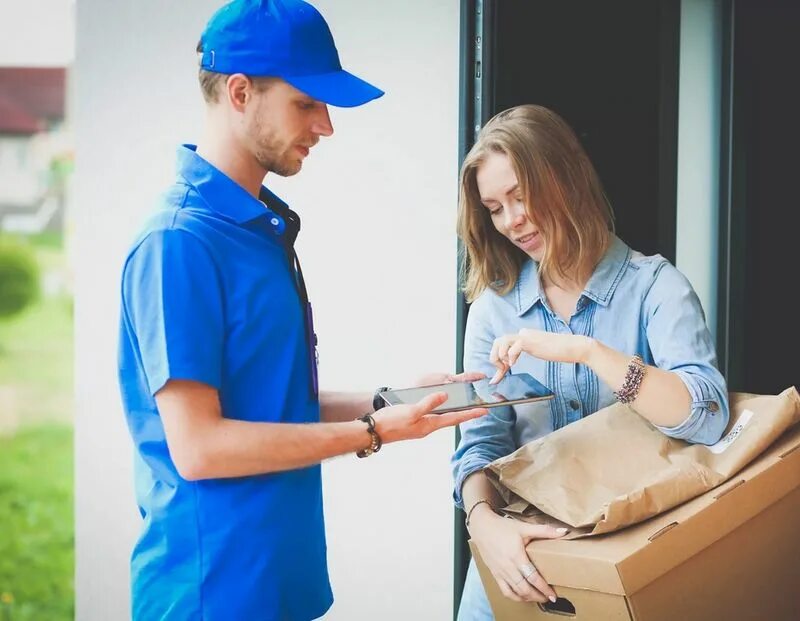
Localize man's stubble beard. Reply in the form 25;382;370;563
251;115;302;178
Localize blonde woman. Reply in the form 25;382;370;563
452;105;729;620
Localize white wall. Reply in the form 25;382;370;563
74;1;460;620
0;0;75;66
676;0;721;335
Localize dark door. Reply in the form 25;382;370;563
719;0;800;393
455;1;681;616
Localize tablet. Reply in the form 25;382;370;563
379;372;554;413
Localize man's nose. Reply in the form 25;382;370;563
312;105;334;137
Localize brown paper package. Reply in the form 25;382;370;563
486;387;800;537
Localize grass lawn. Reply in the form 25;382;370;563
0;294;73;430
0;232;74;621
0;426;74;621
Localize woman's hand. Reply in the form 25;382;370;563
490;329;595;383
468;506;566;603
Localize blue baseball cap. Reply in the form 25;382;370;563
199;0;384;108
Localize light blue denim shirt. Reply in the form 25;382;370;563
452;236;729;508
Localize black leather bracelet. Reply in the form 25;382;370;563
372;386;390;412
356;412;382;458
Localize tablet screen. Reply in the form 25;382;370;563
379;372;554;413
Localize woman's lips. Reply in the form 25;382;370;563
517;231;541;252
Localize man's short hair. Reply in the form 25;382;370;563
197;41;229;104
196;41;278;104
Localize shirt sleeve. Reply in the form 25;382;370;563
451;296;517;509
121;227;225;395
643;261;729;445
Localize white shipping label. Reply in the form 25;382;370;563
707;409;754;455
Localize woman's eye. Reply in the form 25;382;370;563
489;208;501;216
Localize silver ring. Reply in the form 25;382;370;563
519;563;536;579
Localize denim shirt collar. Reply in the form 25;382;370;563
512;235;631;316
176;144;290;224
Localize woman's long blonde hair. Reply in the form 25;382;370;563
458;105;614;302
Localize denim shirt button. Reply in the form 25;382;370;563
708;401;719;413
568;399;580;411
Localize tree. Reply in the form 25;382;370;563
0;237;39;320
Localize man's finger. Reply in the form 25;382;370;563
431;407;488;428
413;391;448;416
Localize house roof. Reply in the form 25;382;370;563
0;93;44;134
0;67;66;133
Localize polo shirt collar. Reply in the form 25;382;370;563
175;144;290;224
513;235;631;316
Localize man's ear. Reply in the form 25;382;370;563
226;74;252;113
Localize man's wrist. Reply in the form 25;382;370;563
355;412;382;458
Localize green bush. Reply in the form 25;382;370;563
0;238;39;319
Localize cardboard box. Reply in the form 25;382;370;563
470;422;800;620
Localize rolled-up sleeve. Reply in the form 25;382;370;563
451;296;517;508
643;262;729;445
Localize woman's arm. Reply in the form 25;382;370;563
452;297;518;508
490;263;729;443
461;469;565;604
583;339;691;427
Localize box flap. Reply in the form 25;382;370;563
521;423;800;595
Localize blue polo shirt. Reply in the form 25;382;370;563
118;144;332;620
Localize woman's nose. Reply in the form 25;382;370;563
505;209;526;229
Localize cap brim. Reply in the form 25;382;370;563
285;70;384;108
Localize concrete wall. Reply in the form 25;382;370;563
74;1;460;619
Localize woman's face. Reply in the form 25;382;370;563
476;152;545;261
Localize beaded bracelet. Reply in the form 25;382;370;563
614;354;646;404
355;412;383;458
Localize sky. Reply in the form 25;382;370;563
0;0;75;67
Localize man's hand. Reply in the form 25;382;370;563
373;392;487;444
